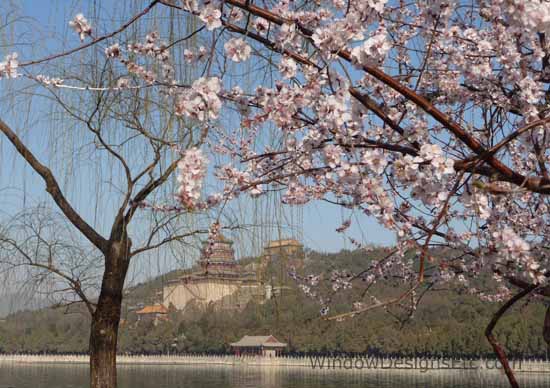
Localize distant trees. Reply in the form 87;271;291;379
2;253;547;358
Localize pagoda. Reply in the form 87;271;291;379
163;234;260;311
200;234;237;274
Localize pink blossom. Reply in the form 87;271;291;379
35;75;63;87
253;17;269;34
229;8;244;22
199;6;222;31
175;77;221;121
279;56;297;78
105;43;121;58
176;148;208;210
350;26;391;66
224;38;252;62
69;13;92;41
0;53;19;79
362;149;387;175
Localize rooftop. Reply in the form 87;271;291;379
202;233;234;245
265;239;302;249
135;304;168;315
230;335;287;348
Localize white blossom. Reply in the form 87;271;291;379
253;17;270;34
0;53;19;79
279;56;297;78
69;13;92;41
176;148;208;209
175;77;221;121
105;43;121;58
224;38;252;62
199;6;222;31
362;149;387;175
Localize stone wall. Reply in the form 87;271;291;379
1;354;550;374
163;278;260;310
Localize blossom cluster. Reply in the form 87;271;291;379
175;77;221;121
35;75;64;87
224;38;252;62
202;222;221;260
69;13;92;41
0;53;19;79
176;147;208;210
184;47;208;63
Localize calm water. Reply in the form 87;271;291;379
1;364;549;388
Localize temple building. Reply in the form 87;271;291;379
262;239;305;285
263;239;304;261
230;335;287;357
162;235;261;311
162;236;305;311
135;304;169;326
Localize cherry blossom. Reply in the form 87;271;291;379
176;147;208;210
253;17;269;34
0;53;19;79
224;38;252;62
116;78;130;89
105;43;121;58
69;13;92;41
350;26;391;66
35;75;63;87
202;221;221;259
175;77;221;121
229;7;244;22
199;6;222;31
362;149;387;175
278;56;297;79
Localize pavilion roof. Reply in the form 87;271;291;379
230;335;287;348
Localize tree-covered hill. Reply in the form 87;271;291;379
0;248;547;358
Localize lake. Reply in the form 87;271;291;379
1;364;549;387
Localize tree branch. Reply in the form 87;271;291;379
0;118;108;253
485;284;538;388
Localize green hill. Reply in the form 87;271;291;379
0;248;547;358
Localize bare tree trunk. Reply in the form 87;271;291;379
90;309;119;388
90;241;130;388
485;285;537;388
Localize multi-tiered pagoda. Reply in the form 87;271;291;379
199;234;238;274
163;234;260;311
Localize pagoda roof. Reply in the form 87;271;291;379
202;233;234;245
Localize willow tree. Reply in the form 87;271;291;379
0;3;218;387
3;1;550;388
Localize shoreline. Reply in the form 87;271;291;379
1;354;550;374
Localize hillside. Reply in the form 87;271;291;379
0;248;547;357
0;292;50;318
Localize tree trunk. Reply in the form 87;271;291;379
90;309;119;388
89;241;130;388
544;306;550;357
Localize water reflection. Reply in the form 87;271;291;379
0;363;548;388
